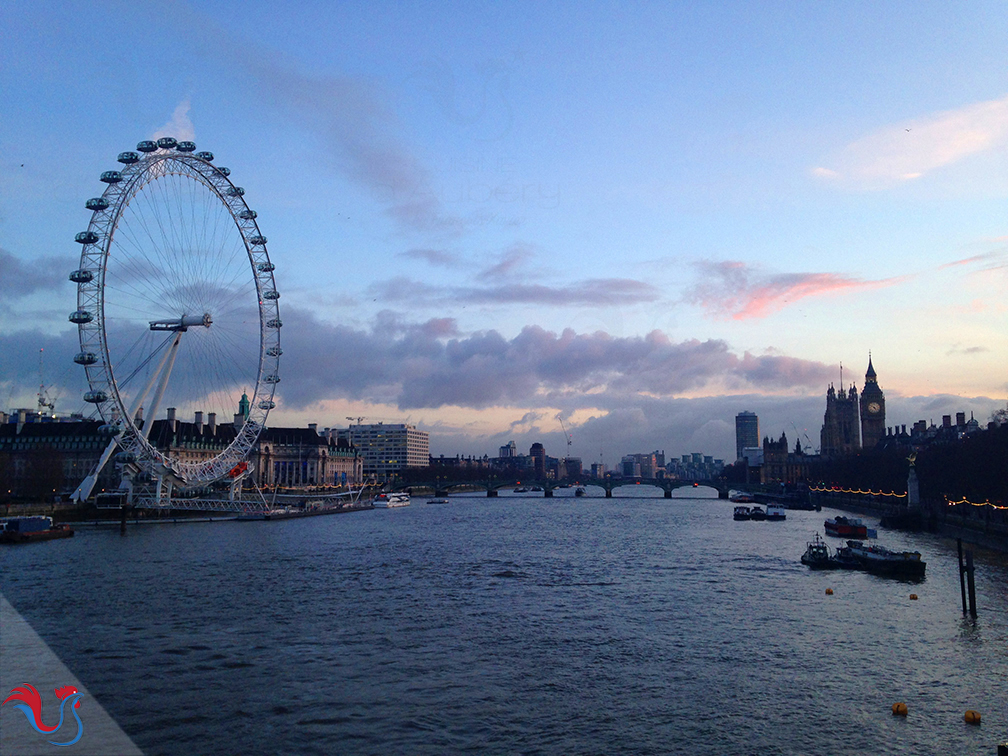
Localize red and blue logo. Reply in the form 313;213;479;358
2;683;84;747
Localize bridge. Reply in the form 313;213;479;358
408;475;730;499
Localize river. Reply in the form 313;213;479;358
2;486;1006;755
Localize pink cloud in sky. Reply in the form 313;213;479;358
689;260;901;320
812;94;1008;190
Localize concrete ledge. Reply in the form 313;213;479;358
0;594;143;755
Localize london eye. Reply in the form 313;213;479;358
69;138;281;501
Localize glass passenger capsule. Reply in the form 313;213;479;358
248;235;267;245
266;318;282;329
266;346;283;357
84;390;108;403
73;351;97;365
86;197;110;211
156;136;178;150
215;166;231;177
264;374;280;384
137;140;158;153
239;209;257;220
259;400;276;410
226;186;244;196
69;269;94;283
196;151;214;161
117;151;139;164
69;310;94;324
75;231;100;244
176;141;196;152
114;451;136;463
257;261;275;272
263;290;280;300
98;423;122;436
100;171;123;183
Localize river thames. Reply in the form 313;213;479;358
2;487;1006;755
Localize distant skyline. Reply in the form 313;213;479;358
1;1;1006;463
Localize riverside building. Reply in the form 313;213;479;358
348;422;430;478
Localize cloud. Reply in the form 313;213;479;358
482;243;534;279
398;248;460;267
813;94;1008;189
0;249;76;301
152;99;195;142
231;50;455;234
940;249;1008;271
272;307;834;412
688;260;901;320
945;345;988;356
371;276;661;308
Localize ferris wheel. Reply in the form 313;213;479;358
69;137;281;501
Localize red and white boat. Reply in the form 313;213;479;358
824;516;867;538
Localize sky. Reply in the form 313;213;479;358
1;1;1006;464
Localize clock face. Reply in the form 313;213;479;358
868;402;881;414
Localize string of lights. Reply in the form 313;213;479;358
809;484;907;498
945;496;1008;511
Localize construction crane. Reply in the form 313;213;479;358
556;413;572;455
790;422;818;455
37;348;55;416
346;416;365;425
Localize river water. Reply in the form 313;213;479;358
2;487;1006;755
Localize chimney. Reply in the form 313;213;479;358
308;423;317;433
167;407;177;433
195;411;204;433
956;411;966;427
207;412;217;436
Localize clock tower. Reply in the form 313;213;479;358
859;355;885;449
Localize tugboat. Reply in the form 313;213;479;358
824;516;867;538
801;534;836;569
749;505;767;521
574;487;586;497
733;506;751;521
0;516;74;544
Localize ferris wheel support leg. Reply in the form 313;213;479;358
143;332;183;443
71;437;120;503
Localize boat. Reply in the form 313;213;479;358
733;506;751;521
426;498;449;504
729;490;755;503
749;505;767;521
0;516;74;544
373;493;389;504
513;486;530;493
574;487;586;497
386;492;410;508
824;516;867;538
843;540;926;578
801;534;836;569
531;486;543;492
766;503;786;521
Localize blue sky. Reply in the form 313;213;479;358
1;1;1006;463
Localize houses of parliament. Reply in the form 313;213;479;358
820;356;886;456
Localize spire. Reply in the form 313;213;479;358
865;352;877;382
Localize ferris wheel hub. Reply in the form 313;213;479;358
148;313;213;331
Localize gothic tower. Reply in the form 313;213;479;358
820;374;861;457
859;354;886;449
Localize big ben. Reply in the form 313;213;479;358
859;355;886;449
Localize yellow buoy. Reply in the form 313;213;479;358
825;588;834;595
965;709;981;725
892;702;908;716
910;594;918;600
